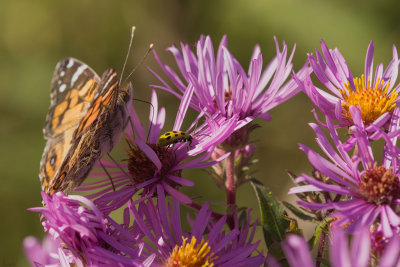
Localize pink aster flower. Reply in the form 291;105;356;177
269;228;400;267
79;89;237;212
29;191;151;266
128;185;265;267
297;40;400;132
289;106;400;238
150;35;308;147
23;235;61;267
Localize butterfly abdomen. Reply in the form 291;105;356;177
157;131;193;147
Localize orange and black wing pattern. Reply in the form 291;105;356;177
39;58;101;192
45;68;122;195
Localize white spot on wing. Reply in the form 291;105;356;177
60;71;65;77
71;65;87;86
66;60;73;68
59;84;67;92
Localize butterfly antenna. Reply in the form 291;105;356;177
120;26;136;85
123;43;154;85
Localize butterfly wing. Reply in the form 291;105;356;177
73;69;119;139
46;69;122;194
40;58;101;191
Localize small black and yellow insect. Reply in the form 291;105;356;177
157;131;193;147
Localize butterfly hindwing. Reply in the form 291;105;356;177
44;68;131;195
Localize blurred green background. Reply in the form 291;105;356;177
1;0;399;265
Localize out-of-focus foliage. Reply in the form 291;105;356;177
1;0;400;265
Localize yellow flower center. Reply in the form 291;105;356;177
164;236;217;267
340;74;397;125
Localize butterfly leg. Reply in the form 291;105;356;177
99;160;116;192
107;152;131;179
126;115;140;143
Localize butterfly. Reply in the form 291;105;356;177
39;58;132;195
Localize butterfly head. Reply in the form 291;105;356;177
119;82;133;107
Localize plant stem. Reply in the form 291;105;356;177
316;230;326;267
225;151;236;229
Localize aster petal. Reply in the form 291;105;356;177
350;228;370;267
296;200;335;210
156;185;175;244
173;83;194;131
134;139;161;171
309;122;353;174
308;52;340;94
332;48;355;89
282;235;314;267
364;41;375;88
320;40;345;87
206;215;227;245
379;234;400;267
153;48;187;92
127;104;146;142
384;205;400;227
171;198;182;243
374;63;384;86
383;44;399;92
191;201;211;240
300;145;357;187
289;184;323;194
330;228;351;267
381;206;394;237
161;181;192;204
166;175;194;187
300;174;355;195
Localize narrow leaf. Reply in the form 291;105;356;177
283;201;317;221
250;178;290;247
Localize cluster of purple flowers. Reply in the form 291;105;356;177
25;35;400;266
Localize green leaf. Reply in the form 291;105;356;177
282;201;317;221
237;206;248;229
250;178;290;248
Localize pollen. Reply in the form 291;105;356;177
340;75;397;125
359;163;400;205
165;236;217;267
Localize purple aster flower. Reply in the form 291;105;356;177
296;40;400;131
150;35;308;148
78;89;237;212
23;235;62;267
29;191;152;266
275;227;400;267
370;223;400;260
128;185;265;266
289;106;400;237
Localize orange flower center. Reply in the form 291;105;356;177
359;164;400;205
164;236;217;267
340;75;397;125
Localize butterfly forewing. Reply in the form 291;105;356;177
43;58;101;138
73;69;119;138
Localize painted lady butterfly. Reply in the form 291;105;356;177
39;58;132;195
